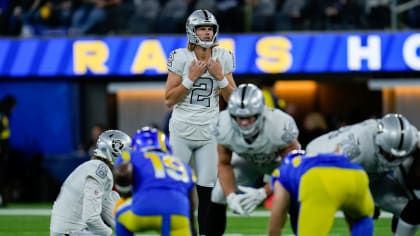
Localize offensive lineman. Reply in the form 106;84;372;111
206;83;301;236
50;130;132;236
306;113;420;236
164;9;236;235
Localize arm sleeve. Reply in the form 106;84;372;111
167;49;186;75
82;177;113;236
221;49;235;74
101;190;120;228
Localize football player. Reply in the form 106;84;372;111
206;83;300;236
50;129;132;236
306;113;420;236
114;127;197;236
268;150;374;236
164;9;237;235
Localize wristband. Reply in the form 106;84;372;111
182;79;194;89
218;77;229;88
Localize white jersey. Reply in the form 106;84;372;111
50;159;115;236
306;119;411;174
167;47;235;140
213;108;299;165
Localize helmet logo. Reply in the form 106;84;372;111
112;139;124;156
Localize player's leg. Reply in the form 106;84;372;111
207;179;228;236
169;134;193;164
194;140;218;235
394;157;420;236
169;214;195;236
395;200;420;236
344;170;374;236
115;206;136;236
298;168;337;236
370;171;413;235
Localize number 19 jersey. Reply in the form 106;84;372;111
115;150;196;216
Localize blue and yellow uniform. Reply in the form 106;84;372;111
271;151;374;236
114;150;197;236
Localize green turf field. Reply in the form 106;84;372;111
0;203;416;236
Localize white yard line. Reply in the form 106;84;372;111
0;208;393;218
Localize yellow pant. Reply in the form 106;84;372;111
297;167;374;236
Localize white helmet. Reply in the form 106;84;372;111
375;114;418;158
228;83;265;138
94;130;132;164
186;9;219;48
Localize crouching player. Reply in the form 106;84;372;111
50;130;132;236
113;127;197;236
268;150;375;236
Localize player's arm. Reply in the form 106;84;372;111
114;161;133;198
279;140;301;159
268;181;290;236
217;144;235;196
217;144;247;215
218;72;236;102
101;190;120;228
82;177;113;236
164;71;189;108
206;58;236;100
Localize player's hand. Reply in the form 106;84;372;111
207;59;223;79
188;60;207;81
238;185;267;214
226;193;247;215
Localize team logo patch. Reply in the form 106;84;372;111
96;163;108;179
167;50;176;67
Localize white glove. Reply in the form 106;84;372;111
238;185;267;214
226;193;247;215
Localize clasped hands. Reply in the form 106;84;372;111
188;59;223;81
226;185;267;216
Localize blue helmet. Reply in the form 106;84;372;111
132;126;172;154
283;149;306;164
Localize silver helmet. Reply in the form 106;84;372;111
228;83;265;138
186;9;219;48
375;113;418;158
94;130;132;163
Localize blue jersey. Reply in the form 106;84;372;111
271;152;364;202
115;150;196;216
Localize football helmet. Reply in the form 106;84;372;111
132;126;172;154
375;113;418;158
283;149;306;164
186;9;219;48
94;130;132;164
228;83;265;138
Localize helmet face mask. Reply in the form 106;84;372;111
186;9;219;48
94;130;132;164
375;114;418;161
228;83;265;138
132;127;172;154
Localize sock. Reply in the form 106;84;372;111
206;202;227;236
196;185;212;235
351;217;373;236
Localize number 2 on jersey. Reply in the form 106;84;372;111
190;77;213;107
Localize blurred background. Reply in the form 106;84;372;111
0;0;419;203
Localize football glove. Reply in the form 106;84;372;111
226;193;247;215
238;185;267;214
